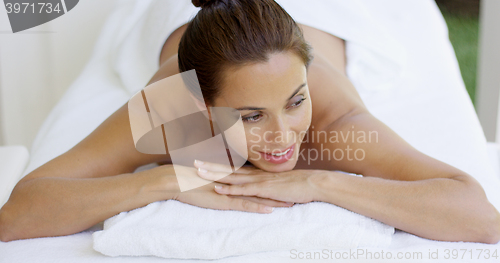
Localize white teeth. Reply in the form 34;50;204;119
271;148;290;156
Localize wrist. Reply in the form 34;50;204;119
308;170;339;202
140;168;179;201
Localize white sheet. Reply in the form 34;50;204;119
2;0;500;262
2;228;500;263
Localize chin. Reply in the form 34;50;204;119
245;143;302;172
248;157;298;172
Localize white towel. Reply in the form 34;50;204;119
93;197;394;259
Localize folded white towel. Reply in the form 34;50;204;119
93;197;394;259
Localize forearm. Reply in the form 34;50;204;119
312;172;500;243
0;172;172;241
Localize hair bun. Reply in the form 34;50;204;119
192;0;218;8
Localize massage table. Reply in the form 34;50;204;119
1;0;500;262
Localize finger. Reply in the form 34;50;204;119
234;196;293;207
238;196;292;207
197;169;255;184
214;183;261;197
194;160;233;173
232;166;257;174
226;196;274;214
194;160;255;175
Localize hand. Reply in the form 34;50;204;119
193;160;325;204
144;164;293;214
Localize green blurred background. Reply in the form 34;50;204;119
435;0;480;107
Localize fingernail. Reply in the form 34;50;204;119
214;185;222;190
264;206;274;212
198;168;208;174
194;160;204;165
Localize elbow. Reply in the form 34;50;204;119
471;193;500;244
0;228;11;243
456;175;500;244
0;209;13;242
480;209;500;244
0;204;19;242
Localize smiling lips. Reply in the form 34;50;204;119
259;144;295;164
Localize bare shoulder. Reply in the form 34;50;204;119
305;56;367;135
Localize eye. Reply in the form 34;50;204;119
242;113;263;123
286;95;306;109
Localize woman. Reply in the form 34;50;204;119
0;0;499;244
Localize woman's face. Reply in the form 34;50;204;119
212;51;312;172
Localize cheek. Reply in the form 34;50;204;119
244;126;264;148
241;102;312;149
245;126;258;139
290;102;312;133
244;127;265;161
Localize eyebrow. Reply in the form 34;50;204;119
236;83;306;111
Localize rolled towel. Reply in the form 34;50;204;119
93;195;394;259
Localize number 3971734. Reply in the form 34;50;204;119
5;2;62;14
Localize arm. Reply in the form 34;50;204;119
314;168;500;243
304;58;500;243
197;59;500;244
0;98;175;242
311;110;500;244
0;167;174;242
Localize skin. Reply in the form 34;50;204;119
0;23;499;244
214;51;312;173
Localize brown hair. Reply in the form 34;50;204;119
178;0;313;105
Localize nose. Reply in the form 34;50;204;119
264;116;292;147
